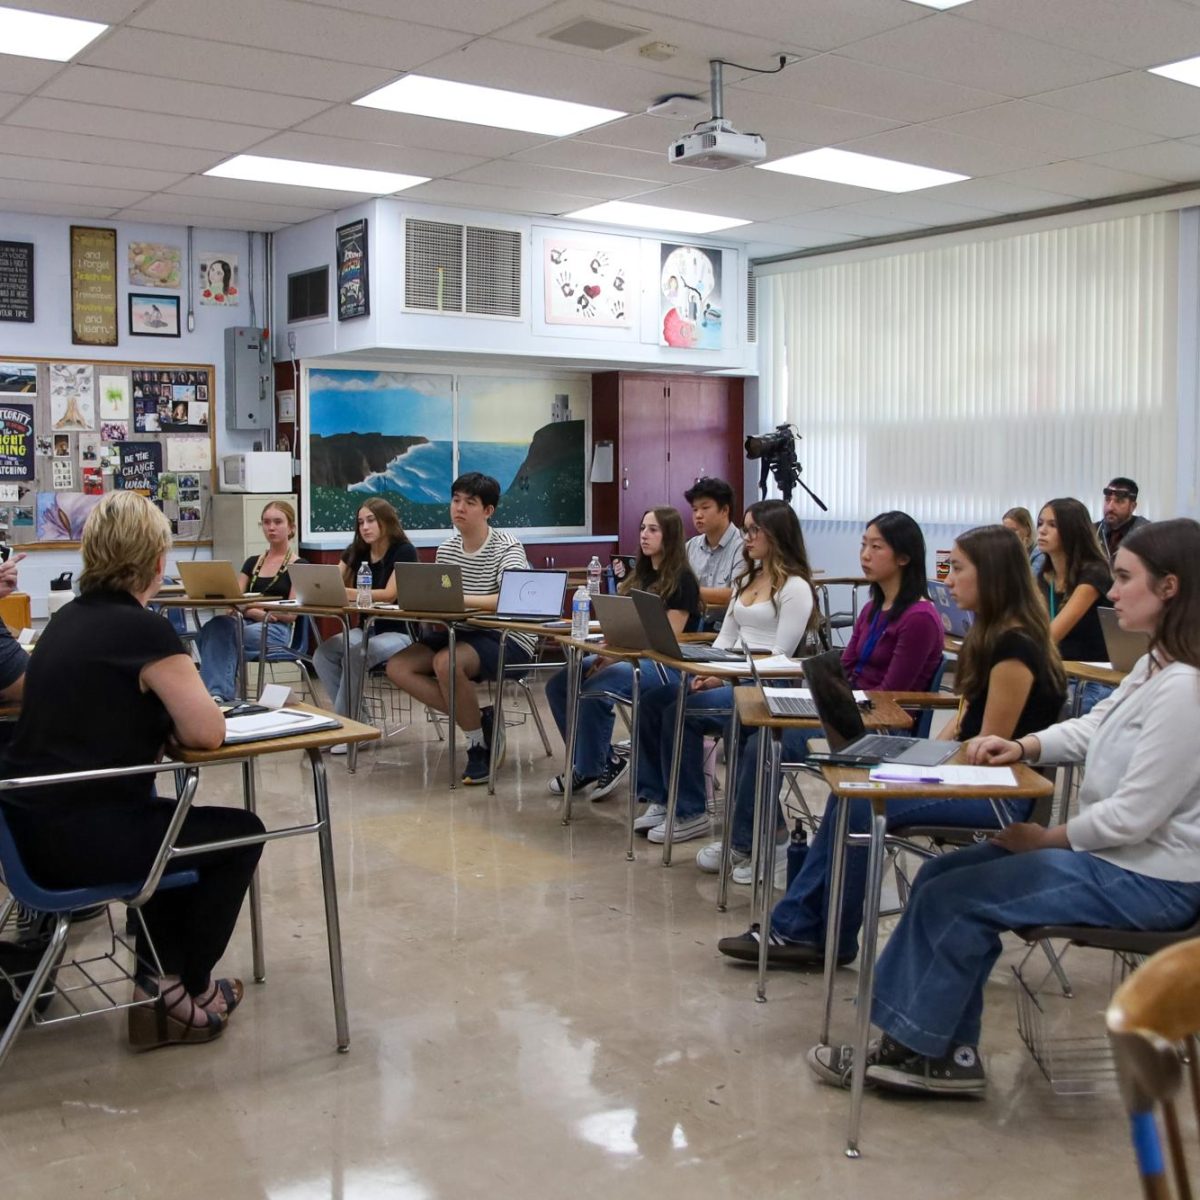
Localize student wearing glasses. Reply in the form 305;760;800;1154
1096;477;1148;567
633;500;817;845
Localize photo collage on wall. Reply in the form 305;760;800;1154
132;368;210;433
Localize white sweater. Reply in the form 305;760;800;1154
713;575;815;657
1034;656;1200;881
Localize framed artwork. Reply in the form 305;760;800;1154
543;234;634;328
128;293;181;338
659;243;723;350
336;219;369;321
70;226;118;346
128;242;182;289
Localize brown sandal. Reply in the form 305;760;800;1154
128;983;225;1052
195;978;244;1017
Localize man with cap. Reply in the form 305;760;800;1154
1096;476;1149;566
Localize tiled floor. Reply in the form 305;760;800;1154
0;693;1136;1198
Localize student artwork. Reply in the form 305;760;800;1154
35;491;100;541
12;505;31;527
128;242;182;289
199;253;238;305
34;437;52;458
543;234;635;328
115;441;162;497
0;403;34;482
51;459;74;490
0;362;36;394
49;362;95;430
165;435;211;472
98;374;130;420
128;293;180;337
0;484;18;503
659;243;723;350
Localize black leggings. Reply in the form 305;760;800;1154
7;798;264;995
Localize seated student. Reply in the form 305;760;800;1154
1002;505;1044;575
1096;475;1149;567
634;499;816;845
0;551;28;710
1036;496;1112;712
544;507;701;799
198;499;304;703
387;472;533;785
810;519;1200;1097
683;477;742;626
312;498;417;725
0;492;261;1050
720;524;1066;969
697;511;943;882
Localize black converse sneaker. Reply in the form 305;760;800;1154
590;755;629;800
807;1035;911;1089
867;1042;987;1096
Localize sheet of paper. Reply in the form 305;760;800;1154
868;764;1018;787
750;654;806;673
762;686;868;702
691;659;753;674
165;434;212;472
1081;661;1114;669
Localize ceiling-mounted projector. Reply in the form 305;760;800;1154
666;60;766;170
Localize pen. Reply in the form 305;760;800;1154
872;773;944;784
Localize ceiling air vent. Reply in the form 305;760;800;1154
746;267;757;345
544;18;646;51
405;218;521;319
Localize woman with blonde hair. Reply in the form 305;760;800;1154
545;506;701;798
198;499;304;702
0;492;263;1050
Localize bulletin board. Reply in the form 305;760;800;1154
0;355;215;549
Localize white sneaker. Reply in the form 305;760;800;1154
731;841;789;887
647;813;712;844
329;743;349;756
633;803;667;833
695;840;749;874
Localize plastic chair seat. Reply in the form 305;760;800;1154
1017;916;1200;957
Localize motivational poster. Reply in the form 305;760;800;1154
115;440;162;496
70;226;118;346
0;241;33;323
0;404;34;480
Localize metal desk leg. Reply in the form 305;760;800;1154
344;615;366;775
235;614;246;701
755;728;784;1001
561;645;582;825
626;661;641;860
819;797;854;1046
1056;685;1086;825
846;802;889;1159
660;671;690;866
242;759;266;983
487;631;509;795
307;747;350;1052
446;623;457;790
717;702;746;912
748;726;769;918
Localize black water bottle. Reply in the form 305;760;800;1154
786;820;808;888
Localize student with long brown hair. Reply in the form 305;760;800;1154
544;506;701;798
812;519;1200;1098
722;524;1066;970
634;499;818;845
312;497;417;722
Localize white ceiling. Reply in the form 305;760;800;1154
4;0;1200;256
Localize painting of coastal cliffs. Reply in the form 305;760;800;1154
304;367;588;536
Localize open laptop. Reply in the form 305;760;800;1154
1099;606;1150;672
803;649;958;767
744;650;819;717
393;562;469;614
177;560;260;601
628;588;745;662
472;568;568;622
288;562;349;607
591;592;647;648
928;579;973;637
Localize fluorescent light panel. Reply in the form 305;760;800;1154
355;74;625;136
565;201;748;234
0;3;107;61
1149;55;1200;88
205;155;428;194
905;0;975;9
757;148;968;193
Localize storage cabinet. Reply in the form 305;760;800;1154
213;493;299;565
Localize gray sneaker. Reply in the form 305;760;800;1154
695;840;749;873
633;803;667;833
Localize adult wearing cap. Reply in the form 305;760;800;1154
1096;477;1149;566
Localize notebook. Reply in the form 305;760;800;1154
222;707;341;745
177;560;260;601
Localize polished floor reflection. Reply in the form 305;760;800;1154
0;696;1134;1198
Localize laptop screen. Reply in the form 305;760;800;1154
801;651;867;751
496;568;568;616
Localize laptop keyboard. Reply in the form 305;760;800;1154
681;645;743;661
852;734;919;757
766;695;818;718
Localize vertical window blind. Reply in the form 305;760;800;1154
763;212;1178;525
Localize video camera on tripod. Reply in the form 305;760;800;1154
744;423;827;510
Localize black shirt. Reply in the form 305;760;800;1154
345;539;418;635
1038;562;1112;662
959;628;1066;741
240;552;304;601
1;590;187;809
626;565;703;632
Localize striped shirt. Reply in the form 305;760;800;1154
437;527;535;658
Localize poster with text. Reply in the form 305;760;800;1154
0;403;34;480
0;241;33;323
336;219;369;320
543;234;634;328
659;243;722;350
115;441;162;496
70;225;117;346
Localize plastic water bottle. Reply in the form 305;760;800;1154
356;561;373;609
571;584;591;641
587;555;603;596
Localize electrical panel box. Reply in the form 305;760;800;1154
224;326;272;432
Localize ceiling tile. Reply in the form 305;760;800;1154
167;175;381;211
290;0;549;35
578;111;814;159
995;160;1176;198
719;88;902;145
513;139;703;184
128;191;331;224
39;66;331;129
80;28;398;103
115;206;289;231
0;92;23;121
733;52;1009;124
839;193;1005;224
772;208;930;237
960;0;1200;70
929;100;1160;158
1;0;143;19
0;126;217;173
1034;73;1200;139
838;14;1127;96
1086;140;1200;181
927;176;1083;213
10;97;275;152
0;54;64;94
735;221;862;249
0;178;149;208
0;152;183;192
629;171;882;221
248;132;483;180
130;0;471;71
402;178;597;216
451;160;659;200
835;124;1052;176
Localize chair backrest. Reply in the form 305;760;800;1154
1107;937;1200;1199
288;615;313;656
912;656;950;739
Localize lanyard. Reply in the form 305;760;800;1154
1048;584;1057;621
851;609;886;681
249;546;293;593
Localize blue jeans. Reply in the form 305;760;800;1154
636;681;733;821
771;793;1033;960
313;628;412;716
1077;680;1113;716
545;657;676;779
871;842;1200;1058
730;727;822;855
198;616;291;700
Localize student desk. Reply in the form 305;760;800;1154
816;754;1053;1158
153;594;275;700
1055;659;1128;822
171;704;378;1052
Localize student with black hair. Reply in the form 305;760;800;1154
386;472;532;785
683;477;741;617
1096;476;1149;567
